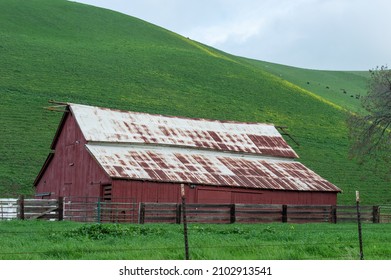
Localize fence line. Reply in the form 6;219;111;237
63;196;138;223
378;205;391;223
0;196;62;221
0;196;386;224
139;203;381;224
0;199;18;220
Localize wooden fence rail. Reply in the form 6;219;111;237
0;196;63;221
379;206;391;223
0;197;385;224
235;204;285;223
63;197;138;223
139;203;381;224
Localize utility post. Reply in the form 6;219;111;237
356;191;364;260
181;184;189;260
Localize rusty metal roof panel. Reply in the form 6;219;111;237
70;104;298;158
86;144;340;192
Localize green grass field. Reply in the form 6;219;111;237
0;0;390;205
0;221;390;260
242;59;370;113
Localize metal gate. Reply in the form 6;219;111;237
63;197;137;223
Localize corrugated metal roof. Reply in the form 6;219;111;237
86;144;341;192
70;104;298;159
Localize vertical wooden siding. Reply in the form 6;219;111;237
35;113;111;198
112;180;337;205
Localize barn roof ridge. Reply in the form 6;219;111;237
67;102;277;126
86;141;297;163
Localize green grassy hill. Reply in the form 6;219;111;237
242;59;370;113
0;0;388;205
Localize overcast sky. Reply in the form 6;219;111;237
72;0;391;71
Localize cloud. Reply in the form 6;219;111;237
187;0;313;49
186;0;391;70
72;0;391;70
190;18;265;46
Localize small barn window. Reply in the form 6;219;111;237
102;185;112;201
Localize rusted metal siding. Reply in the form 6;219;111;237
87;144;340;193
70;103;298;158
35;113;111;198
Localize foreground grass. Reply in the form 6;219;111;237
0;220;390;260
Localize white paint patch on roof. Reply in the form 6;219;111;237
86;143;340;192
70;103;298;158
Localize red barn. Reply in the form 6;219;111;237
34;103;341;205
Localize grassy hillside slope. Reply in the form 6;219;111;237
0;0;389;204
243;59;370;113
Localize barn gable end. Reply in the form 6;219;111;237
35;110;111;198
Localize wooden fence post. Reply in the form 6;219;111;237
282;205;287;223
96;197;101;224
331;205;337;224
138;203;145;224
372;206;379;223
175;203;182;224
58;197;64;221
230;204;236;224
17;195;25;220
356;191;364;260
180;184;190;260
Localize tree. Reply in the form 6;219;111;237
348;66;391;164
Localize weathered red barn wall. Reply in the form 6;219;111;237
112;180;337;205
35;113;111;198
112;180;181;203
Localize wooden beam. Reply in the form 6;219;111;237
276;126;300;146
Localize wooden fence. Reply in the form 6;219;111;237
0;196;63;221
378;205;391;223
0;197;386;224
0;199;18;220
63;196;137;223
139;203;381;224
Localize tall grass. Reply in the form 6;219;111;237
0;220;390;260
